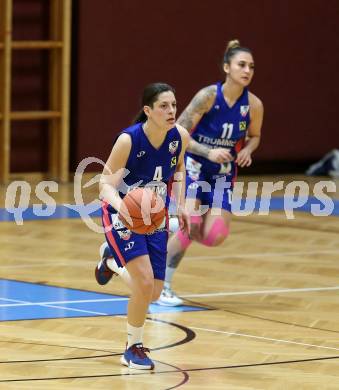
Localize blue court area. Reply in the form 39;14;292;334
0;279;206;322
1;195;337;322
0;203;101;223
1;196;339;222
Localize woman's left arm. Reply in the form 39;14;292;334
236;93;264;167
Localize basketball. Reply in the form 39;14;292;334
119;187;166;234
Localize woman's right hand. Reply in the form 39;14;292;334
178;206;191;236
208;148;234;163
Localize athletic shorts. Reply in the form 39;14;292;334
185;156;234;212
101;201;168;281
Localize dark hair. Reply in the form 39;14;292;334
223;39;252;64
133;82;176;124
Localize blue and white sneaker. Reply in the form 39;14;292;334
156;286;183;306
121;343;154;370
95;243;117;285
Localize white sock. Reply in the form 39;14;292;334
164;266;176;286
107;258;132;289
127;323;144;348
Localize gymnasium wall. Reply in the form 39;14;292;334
74;0;339;172
10;0;339;173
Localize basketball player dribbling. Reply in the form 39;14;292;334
157;39;264;306
95;83;190;369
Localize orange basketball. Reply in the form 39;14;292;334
119;187;166;234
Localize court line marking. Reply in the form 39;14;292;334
1;296;339;356
0;297;107;316
181;285;339;298
1;285;339;308
0;297;129;307
189;325;339;352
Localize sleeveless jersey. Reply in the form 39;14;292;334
186;82;250;178
112;122;182;209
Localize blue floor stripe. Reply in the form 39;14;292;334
1;196;338;222
0;279;206;322
0;204;101;222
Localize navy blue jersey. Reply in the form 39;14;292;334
186;82;250;179
102;123;182;272
113;123;182;208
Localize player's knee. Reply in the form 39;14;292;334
134;276;154;300
201;218;229;247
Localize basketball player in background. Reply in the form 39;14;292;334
157;39;264;306
95;83;190;369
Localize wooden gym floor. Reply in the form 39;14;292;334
0;174;339;389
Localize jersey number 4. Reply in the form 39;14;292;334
153;166;163;181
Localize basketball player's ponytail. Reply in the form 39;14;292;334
132;82;176;124
133;109;147;124
226;39;241;52
223;39;252;64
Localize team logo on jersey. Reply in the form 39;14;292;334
239;121;247;131
169;140;179;154
124;241;135;251
240;105;250;117
137;150;146;157
170;156;177;168
188;171;200;181
214;105;220;110
188;182;199;190
186;156;201;180
117;229;131;240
